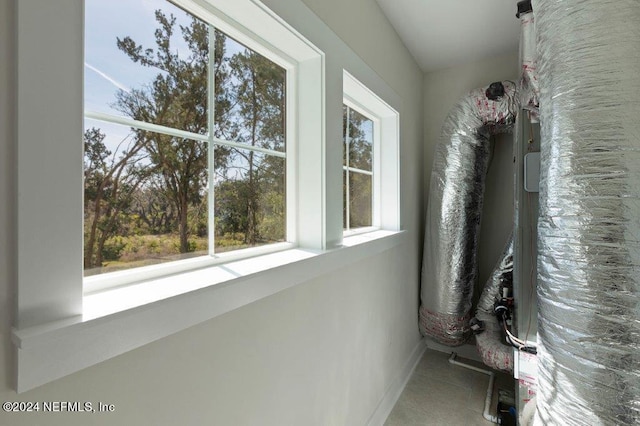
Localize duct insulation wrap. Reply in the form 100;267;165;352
533;0;640;424
476;235;514;373
518;8;539;120
420;81;517;346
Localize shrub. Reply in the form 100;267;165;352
102;236;126;260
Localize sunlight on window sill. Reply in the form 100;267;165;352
82;246;318;320
13;230;405;387
83;229;401;320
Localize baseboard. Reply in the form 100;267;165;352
365;338;428;426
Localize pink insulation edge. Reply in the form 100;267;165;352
419;305;471;347
520;12;539;118
475;312;513;373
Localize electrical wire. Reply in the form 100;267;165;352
497;306;537;355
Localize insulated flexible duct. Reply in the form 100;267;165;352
517;1;539;120
420;82;517;346
476;235;514;373
533;0;640;424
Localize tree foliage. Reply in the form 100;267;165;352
114;12;212;253
83;127;149;268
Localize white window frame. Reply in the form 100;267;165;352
342;70;400;237
12;0;403;393
82;0;299;292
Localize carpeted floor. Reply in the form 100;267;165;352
384;349;513;426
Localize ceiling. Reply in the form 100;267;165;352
375;0;521;72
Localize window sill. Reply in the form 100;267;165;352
12;229;405;392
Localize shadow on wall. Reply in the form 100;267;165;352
0;0;16;394
477;132;514;307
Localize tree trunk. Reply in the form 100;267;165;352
247;151;256;245
85;187;105;269
179;195;189;253
96;231;106;267
246;68;258;245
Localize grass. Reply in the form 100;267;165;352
84;232;276;276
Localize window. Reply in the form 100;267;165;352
343;105;374;230
16;0;324;330
342;70;400;236
84;0;287;279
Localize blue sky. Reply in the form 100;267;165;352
85;0;192;154
84;0;189;112
84;0;253;158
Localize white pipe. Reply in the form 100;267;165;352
448;352;498;424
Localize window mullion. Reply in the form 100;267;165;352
84;111;211;143
213;137;286;158
208;25;216;256
346;167;373;176
83;111;286;158
345;106;351;231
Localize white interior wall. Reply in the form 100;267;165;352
422;52;519;296
0;0;15;411
0;0;425;424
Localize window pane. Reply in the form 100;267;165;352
216;34;286;152
214;148;285;252
348;109;373;171
343;104;374;230
85;0;289;276
83;120;208;276
349;172;372;228
85;0;209;135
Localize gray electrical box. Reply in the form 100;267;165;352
524;152;540;193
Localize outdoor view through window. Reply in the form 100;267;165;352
343;105;373;230
84;0;287;276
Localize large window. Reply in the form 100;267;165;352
84;0;287;277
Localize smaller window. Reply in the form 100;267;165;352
343;105;374;230
342;70;400;235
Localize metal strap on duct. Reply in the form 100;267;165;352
533;0;640;424
476;235;514;373
419;81;517;346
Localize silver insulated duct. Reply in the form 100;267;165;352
533;0;640;424
476;235;514;373
420;81;517;346
517;1;539;120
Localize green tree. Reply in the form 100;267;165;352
83;128;148;269
221;50;286;245
114;11;232;253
